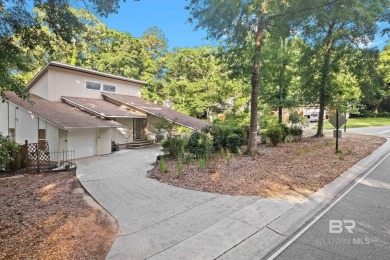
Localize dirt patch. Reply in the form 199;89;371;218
0;171;118;259
149;134;385;200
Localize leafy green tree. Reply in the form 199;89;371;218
297;0;389;136
0;0;128;95
186;0;342;153
162;47;243;119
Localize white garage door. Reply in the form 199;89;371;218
68;129;97;158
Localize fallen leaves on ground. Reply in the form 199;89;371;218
149;134;385;200
0;171;118;260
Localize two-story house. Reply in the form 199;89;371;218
0;62;207;158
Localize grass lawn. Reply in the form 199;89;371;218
321;117;390;130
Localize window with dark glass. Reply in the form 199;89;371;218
103;84;116;92
86;81;101;90
38;129;46;140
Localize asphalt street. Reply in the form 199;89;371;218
269;126;390;260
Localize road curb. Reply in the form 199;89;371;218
264;137;390;258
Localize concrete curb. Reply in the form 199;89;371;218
263;138;390;258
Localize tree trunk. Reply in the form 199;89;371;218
315;24;334;137
278;45;287;124
246;8;266;155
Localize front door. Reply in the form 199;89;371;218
134;118;147;140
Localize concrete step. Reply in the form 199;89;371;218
127;140;155;149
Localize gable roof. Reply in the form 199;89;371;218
62;96;147;119
26;61;147;90
102;93;209;130
4;92;123;129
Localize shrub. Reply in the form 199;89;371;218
226;133;242;153
266;125;283;146
280;123;290;142
187;131;213;158
202;125;225;151
0;133;20;171
289;126;303;141
162;137;185;158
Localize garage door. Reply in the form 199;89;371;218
67;129;97;158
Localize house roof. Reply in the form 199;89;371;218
62;96;147;119
102;93;209;130
26;61;147;90
4;92;123;129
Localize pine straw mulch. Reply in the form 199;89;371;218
148;133;385;200
0;171;118;260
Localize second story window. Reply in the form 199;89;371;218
86;81;101;91
103;84;116;92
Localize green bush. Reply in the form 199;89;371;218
226;133;242;153
280;123;290;142
289;126;303;138
187;131;213;158
266;125;283;146
0;133;20;171
202;125;225;151
162;137;185;158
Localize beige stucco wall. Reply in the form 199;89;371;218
29;72;48;99
115;118;134;144
0;101;9;135
46;67;143;101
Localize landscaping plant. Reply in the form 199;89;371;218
187;131;213;158
177;158;183;177
159;156;167;173
199;157;206;171
266;125;283;146
0;133;20;171
162;137;186;158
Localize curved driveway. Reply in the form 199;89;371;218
76;146;296;260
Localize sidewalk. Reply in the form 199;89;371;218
75;139;390;259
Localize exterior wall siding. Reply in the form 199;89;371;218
29;72;49;99
115;118;134;144
146;114;161;141
67;128;98;158
98;128;111;156
47;67;143;101
0;101;9;135
46;123;59;152
15;107;39;144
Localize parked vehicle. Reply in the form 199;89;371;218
309;113;319;122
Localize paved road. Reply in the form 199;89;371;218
76;146;297;260
270;126;390;260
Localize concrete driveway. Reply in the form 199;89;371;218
76;146;297;259
76;135;389;260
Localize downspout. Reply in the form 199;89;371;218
7;102;9;135
14;106;18;139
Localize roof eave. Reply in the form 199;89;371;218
26;61;148;90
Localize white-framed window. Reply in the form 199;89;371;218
103;84;116;93
86;81;101;91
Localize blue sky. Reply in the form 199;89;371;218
98;1;388;50
100;0;215;49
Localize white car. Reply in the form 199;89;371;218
309;113;319;122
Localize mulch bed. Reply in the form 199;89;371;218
0;171;118;259
148;133;385;200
